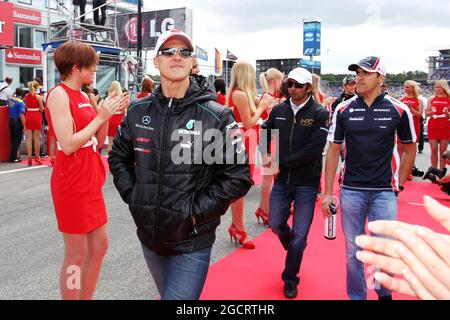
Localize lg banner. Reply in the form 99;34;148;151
116;8;193;49
0;1;14;47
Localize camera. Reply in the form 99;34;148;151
423;167;447;184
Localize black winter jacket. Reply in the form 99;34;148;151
108;75;252;256
260;95;330;187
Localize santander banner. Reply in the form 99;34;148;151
5;47;42;65
13;6;41;25
0;2;14;47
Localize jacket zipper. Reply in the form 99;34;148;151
154;98;173;241
287;110;296;184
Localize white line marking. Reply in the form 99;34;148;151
0;166;49;175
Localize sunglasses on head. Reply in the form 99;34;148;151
158;47;194;58
287;80;307;89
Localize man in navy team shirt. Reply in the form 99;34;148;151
322;56;417;300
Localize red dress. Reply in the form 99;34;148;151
108;113;124;137
427;96;450;140
216;92;226;106
45;83;107;234
259;91;279;121
24;93;42;131
229;89;261;177
136;91;150;99
400;96;421;138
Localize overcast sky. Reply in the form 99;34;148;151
143;0;450;75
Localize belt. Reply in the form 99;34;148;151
57;136;98;152
432;115;448;119
27;108;40;112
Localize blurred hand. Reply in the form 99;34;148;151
262;154;272;168
259;95;275;112
322;194;336;218
96;92;127;122
355;196;450;300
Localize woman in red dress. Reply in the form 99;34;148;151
426;79;450;169
24;81;44;165
107;80;127;154
46;41;127;300
400;80;424;180
136;77;154;99
214;78;226;106
255;68;283;225
227;61;274;249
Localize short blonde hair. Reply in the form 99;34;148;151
108;80;123;96
259;68;283;93
227;61;257;115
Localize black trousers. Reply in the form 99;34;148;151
74;0;87;22
93;0;106;25
418;117;424;152
9;119;23;161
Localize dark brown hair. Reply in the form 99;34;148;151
54;41;99;80
141;77;154;93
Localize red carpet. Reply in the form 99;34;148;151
201;180;449;300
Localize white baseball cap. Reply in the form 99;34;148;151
154;29;194;57
287;67;313;84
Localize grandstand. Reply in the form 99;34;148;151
426;46;450;82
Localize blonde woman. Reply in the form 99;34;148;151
400;80;424;179
227;61;274;249
107;81;126;153
426;80;450;169
255;68;283;225
24;81;44;165
311;74;326;105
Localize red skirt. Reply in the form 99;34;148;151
25;111;42;131
51;146;107;234
108;114;124;137
428;127;450;140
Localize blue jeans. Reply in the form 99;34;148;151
141;244;212;300
269;181;317;285
340;188;398;300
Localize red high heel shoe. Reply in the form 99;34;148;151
27;157;33;166
255;208;269;225
35;157;42;165
50;157;55;166
228;224;255;249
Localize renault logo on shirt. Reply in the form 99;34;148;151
142;116;151;125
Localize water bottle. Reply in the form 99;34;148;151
325;202;337;240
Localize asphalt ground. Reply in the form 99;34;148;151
0;142;435;300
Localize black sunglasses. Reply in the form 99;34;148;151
158;47;193;58
287;80;307;89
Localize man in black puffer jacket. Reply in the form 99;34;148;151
108;29;252;300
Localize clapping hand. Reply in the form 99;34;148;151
97;92;128;121
355;196;450;300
